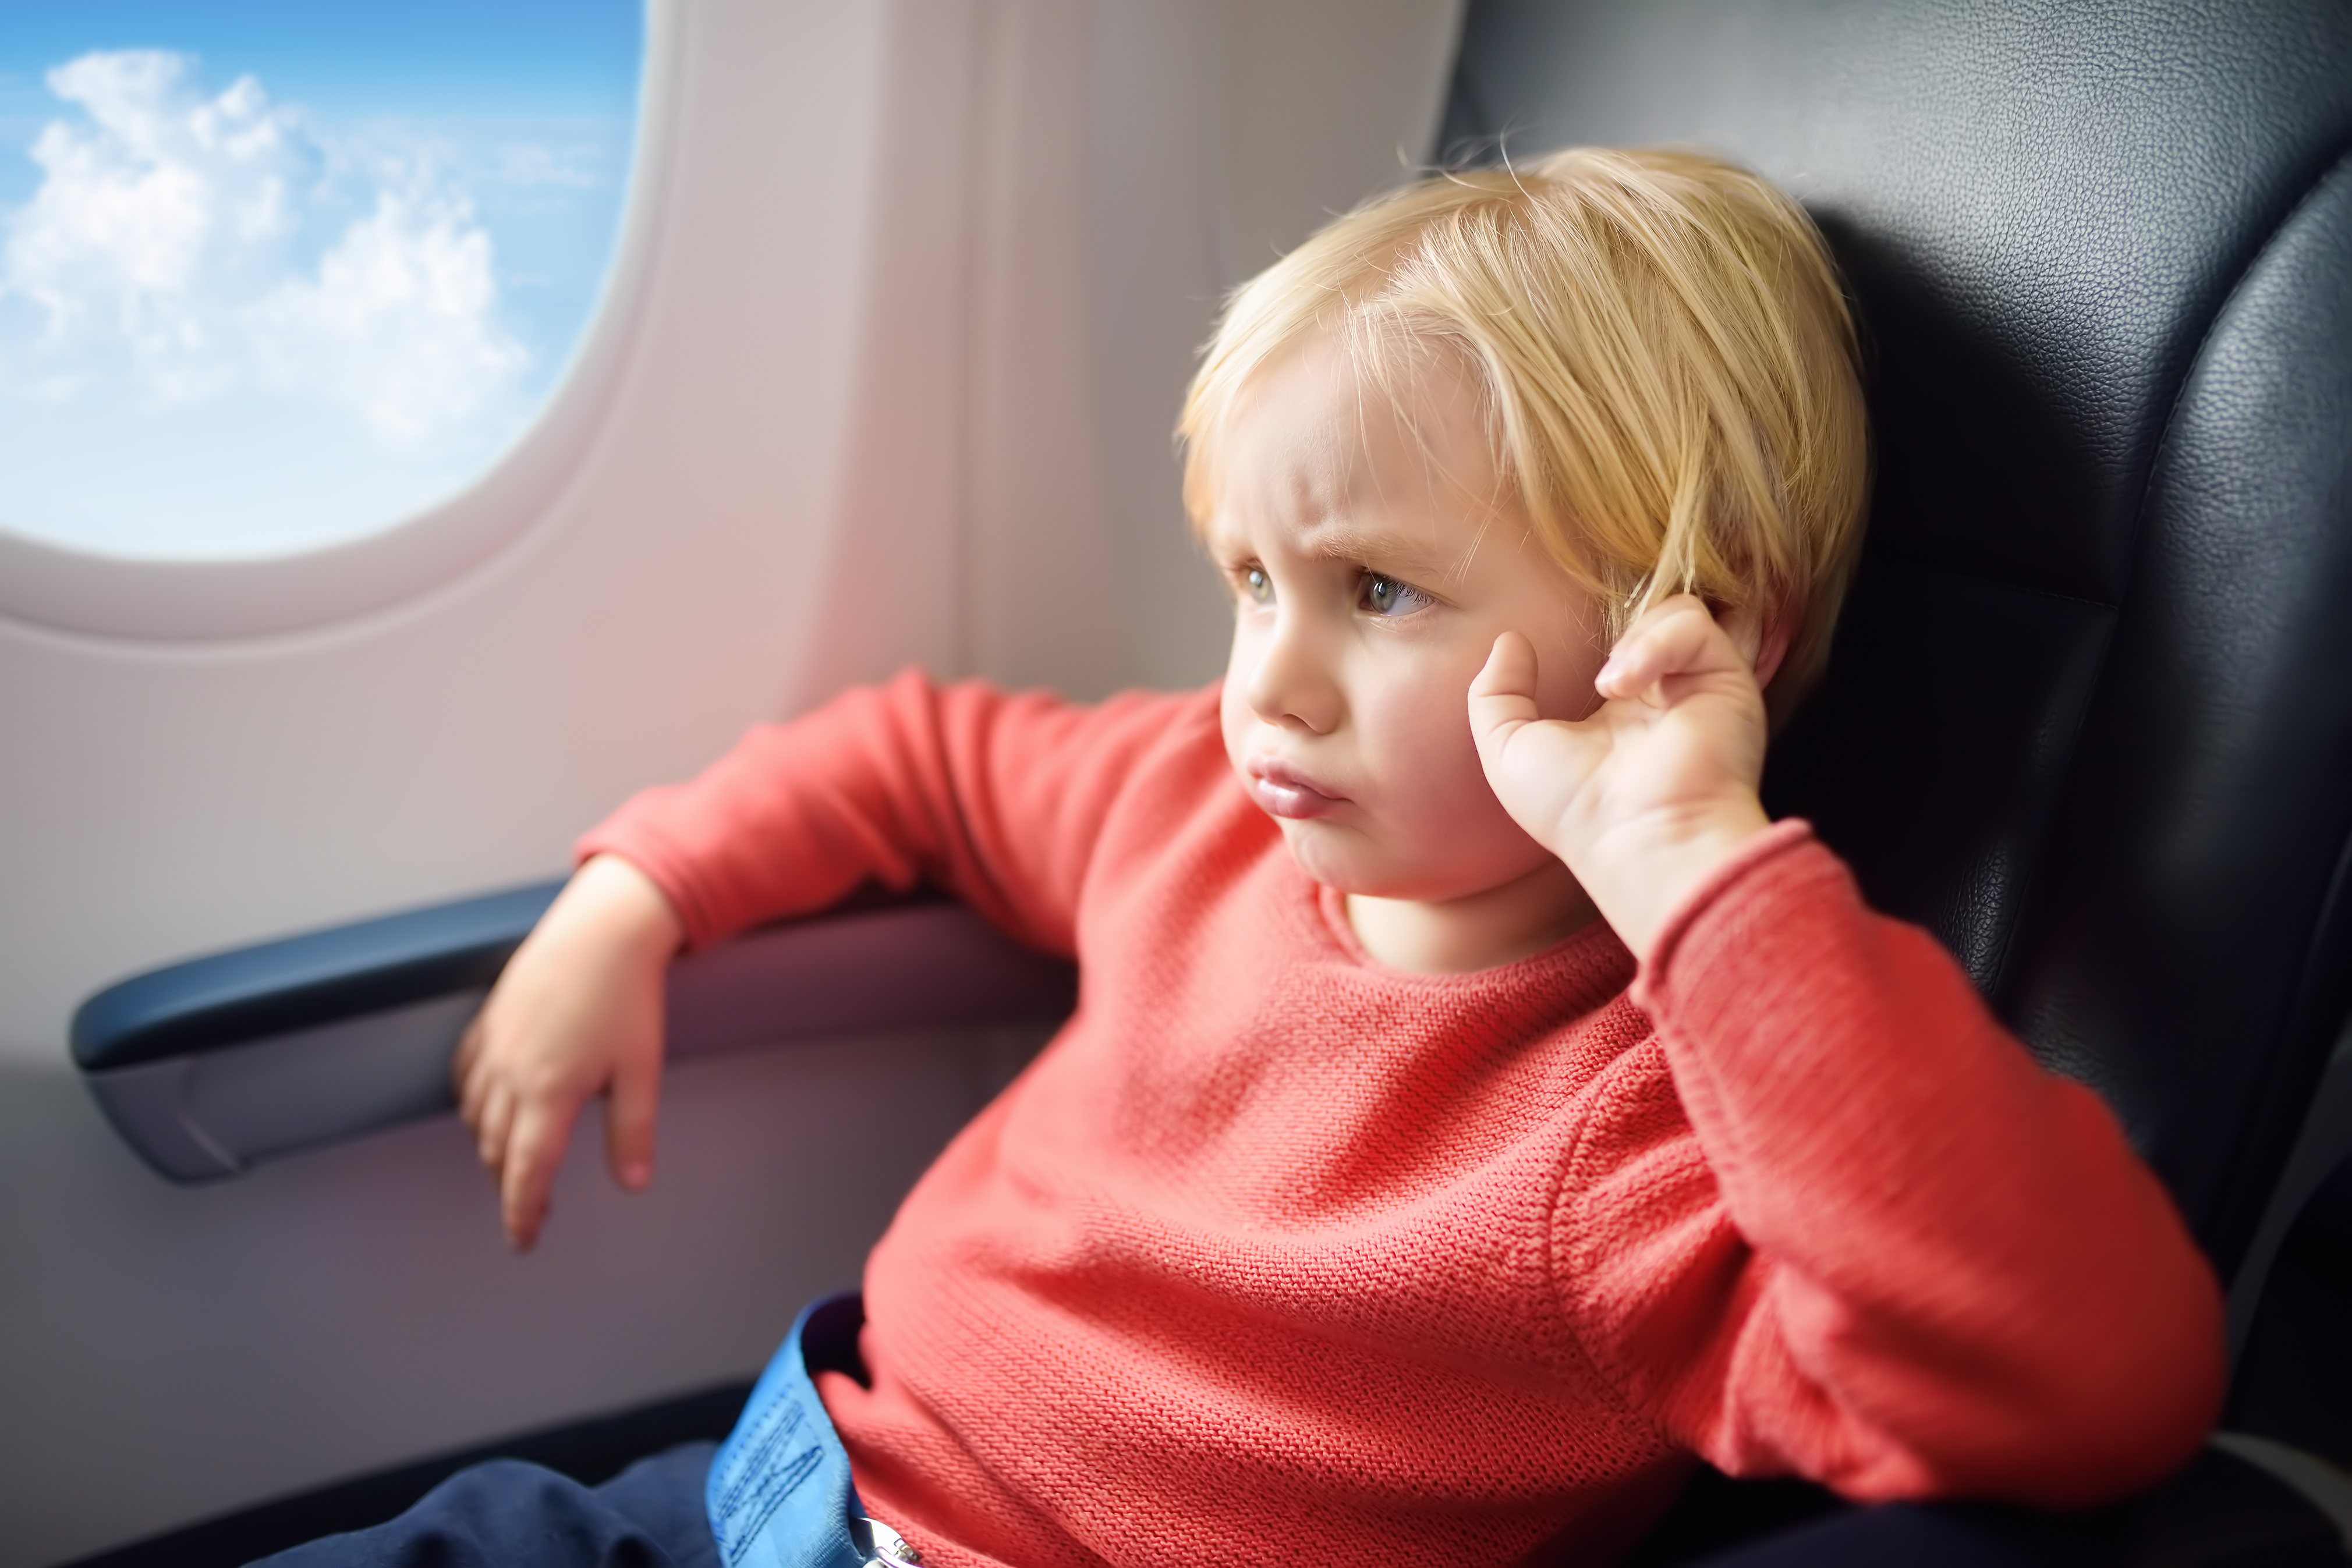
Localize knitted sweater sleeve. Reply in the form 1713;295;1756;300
1558;820;2225;1508
574;670;1204;956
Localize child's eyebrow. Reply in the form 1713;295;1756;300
1297;520;1473;584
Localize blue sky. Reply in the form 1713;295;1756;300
0;1;641;559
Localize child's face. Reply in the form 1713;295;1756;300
1208;332;1609;906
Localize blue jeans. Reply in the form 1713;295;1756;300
259;1297;874;1568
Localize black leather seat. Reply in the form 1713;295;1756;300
1442;0;2352;1556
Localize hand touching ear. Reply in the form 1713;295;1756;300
1468;595;1776;964
452;853;683;1250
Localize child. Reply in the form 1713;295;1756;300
287;148;2223;1567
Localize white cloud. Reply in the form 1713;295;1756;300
491;143;600;190
0;51;528;448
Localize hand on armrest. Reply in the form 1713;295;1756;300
452;853;685;1250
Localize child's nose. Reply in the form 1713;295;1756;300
1246;613;1341;735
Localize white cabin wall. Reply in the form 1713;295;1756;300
1086;0;1470;692
778;1;982;705
1217;1;1469;284
801;0;1469;705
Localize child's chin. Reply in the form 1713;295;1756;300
1278;819;1568;907
1274;819;1355;879
1274;821;1403;897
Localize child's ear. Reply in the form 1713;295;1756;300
1751;603;1797;691
1714;596;1797;690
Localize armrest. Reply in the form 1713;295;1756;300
72;883;1078;1182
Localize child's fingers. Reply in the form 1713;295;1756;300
606;1052;660;1193
476;1080;515;1171
1596;596;1737;702
501;1094;582;1252
1468;632;1543;763
452;1016;483;1109
455;1016;502;1133
1595;597;1710;696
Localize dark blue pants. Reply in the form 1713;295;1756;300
254;1440;719;1568
254;1295;876;1568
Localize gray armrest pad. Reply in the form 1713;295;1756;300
75;887;1076;1182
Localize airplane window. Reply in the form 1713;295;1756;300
0;0;640;561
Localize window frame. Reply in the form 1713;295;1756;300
0;0;671;643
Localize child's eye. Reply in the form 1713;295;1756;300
1358;573;1430;618
1239;565;1273;605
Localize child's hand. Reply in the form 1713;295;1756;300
1469;595;1776;964
451;853;684;1250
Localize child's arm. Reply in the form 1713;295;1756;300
457;672;1207;1248
573;671;1195;956
1469;598;2225;1504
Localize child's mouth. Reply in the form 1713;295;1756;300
1246;759;1345;820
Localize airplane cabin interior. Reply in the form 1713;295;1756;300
3;1;2351;1564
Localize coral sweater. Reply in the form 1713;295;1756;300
579;673;2223;1568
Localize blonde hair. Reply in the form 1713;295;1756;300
1178;146;1868;715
